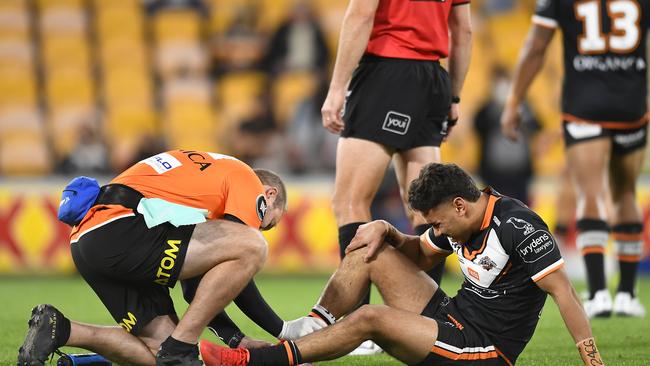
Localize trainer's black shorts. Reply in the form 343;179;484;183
562;121;648;155
71;210;194;335
413;290;511;366
342;54;451;151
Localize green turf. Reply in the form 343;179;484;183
2;274;649;365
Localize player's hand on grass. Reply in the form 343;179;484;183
279;316;327;340
238;336;273;349
500;102;521;141
321;87;346;134
346;220;389;262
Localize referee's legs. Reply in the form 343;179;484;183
332;137;392;305
393;146;446;284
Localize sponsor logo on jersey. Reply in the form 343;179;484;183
506;217;535;235
478;256;497;271
256;194;268;221
382;111;411;135
516;230;555;263
180;150;212;171
573;55;646;72
468;267;480;281
142;153;182;174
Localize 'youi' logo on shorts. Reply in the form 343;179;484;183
382;111;411;135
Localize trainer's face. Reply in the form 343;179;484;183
260;186;285;231
423;198;470;242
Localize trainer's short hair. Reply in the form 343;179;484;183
254;168;287;211
408;163;481;213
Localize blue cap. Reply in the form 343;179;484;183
57;176;101;226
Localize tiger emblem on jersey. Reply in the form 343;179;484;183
478;256;497;271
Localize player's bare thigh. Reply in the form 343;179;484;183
332;137;393;224
393;146;441;224
179;219;267;280
353;245;438;313
565;137;611;218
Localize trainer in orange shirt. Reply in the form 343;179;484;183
18;150;325;366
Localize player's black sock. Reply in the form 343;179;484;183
248;341;302;366
583;253;606;298
576;219;609;299
338;222;370;305
338;222;366;259
159;336;196;355
613;223;643;296
55;313;71;348
618;261;639;296
414;224;445;284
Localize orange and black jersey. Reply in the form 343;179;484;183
533;0;650;126
425;189;564;363
71;150;266;243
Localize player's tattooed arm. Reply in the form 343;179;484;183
537;269;604;365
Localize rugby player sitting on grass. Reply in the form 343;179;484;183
201;163;604;366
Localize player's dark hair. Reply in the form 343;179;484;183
408;163;481;213
254;168;287;211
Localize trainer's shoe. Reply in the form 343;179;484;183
348;340;383;356
613;292;646;317
156;344;203;366
583;289;612;318
200;340;249;366
17;304;66;366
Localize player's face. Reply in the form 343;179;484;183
423;199;470;242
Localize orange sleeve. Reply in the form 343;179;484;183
223;165;265;228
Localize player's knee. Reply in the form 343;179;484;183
331;191;373;219
351;305;389;336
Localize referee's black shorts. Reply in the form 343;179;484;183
71;211;194;335
342;54;452;151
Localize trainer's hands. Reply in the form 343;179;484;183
500;102;521;141
345;221;389;262
238;336;273;349
321;87;346;134
279;316;327;340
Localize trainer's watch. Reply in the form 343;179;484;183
451;96;460;104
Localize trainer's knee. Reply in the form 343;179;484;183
237;231;268;272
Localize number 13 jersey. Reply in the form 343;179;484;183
534;0;650;126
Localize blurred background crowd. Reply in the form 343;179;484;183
0;0;648;274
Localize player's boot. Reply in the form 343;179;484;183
156;344;204;366
583;289;613;318
348;340;383;355
200;340;249;366
613;292;646;317
17;304;65;366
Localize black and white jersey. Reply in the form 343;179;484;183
533;0;649;126
425;189;564;362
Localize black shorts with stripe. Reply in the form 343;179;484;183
562;120;648;155
71;211;194;335
342;54;451;151
413;290;512;366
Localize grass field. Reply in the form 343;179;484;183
2;274;649;365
